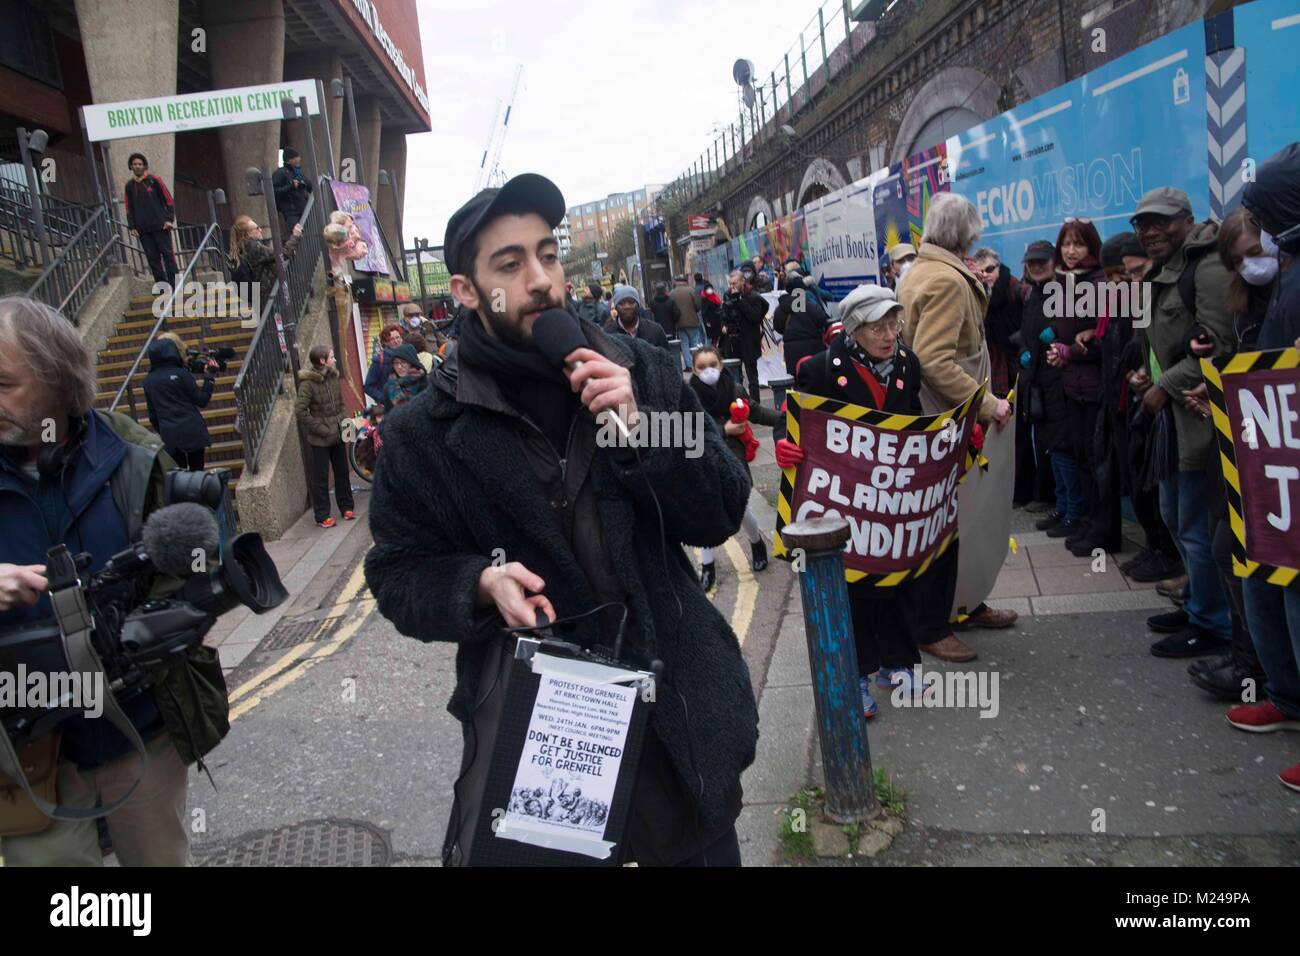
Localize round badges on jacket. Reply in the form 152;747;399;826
833;357;842;366
837;376;848;387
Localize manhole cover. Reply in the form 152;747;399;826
258;616;339;651
197;818;391;867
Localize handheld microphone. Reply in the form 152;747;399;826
533;308;633;441
141;503;220;577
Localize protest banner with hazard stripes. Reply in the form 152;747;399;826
1202;349;1300;587
774;384;984;586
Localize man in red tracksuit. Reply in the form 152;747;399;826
124;152;177;288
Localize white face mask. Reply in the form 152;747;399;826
697;366;721;386
1259;229;1280;257
1239;255;1279;286
898;260;914;279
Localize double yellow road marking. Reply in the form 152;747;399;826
228;556;373;722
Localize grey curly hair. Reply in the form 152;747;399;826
0;295;96;416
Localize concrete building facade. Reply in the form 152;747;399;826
1;0;430;254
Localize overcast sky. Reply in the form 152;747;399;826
403;0;819;246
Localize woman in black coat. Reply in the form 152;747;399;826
773;271;832;375
142;335;215;471
688;345;780;591
779;284;925;719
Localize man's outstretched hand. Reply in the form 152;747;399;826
476;562;555;628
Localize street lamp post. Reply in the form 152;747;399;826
281;96;322;187
378;169;404;277
17;127;51;267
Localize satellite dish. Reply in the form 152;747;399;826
742;85;756;109
732;59;755;87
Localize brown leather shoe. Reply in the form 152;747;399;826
967;605;1019;629
920;634;978;662
1155;575;1189;600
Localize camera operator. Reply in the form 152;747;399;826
143;333;218;471
0;296;229;866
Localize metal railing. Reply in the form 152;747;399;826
660;0;897;208
285;192;324;325
108;222;223;417
232;282;290;474
24;205;118;324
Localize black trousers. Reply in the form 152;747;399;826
139;228;177;286
673;826;741;867
1132;482;1178;558
168;447;205;471
914;540;961;645
740;335;763;403
310;442;354;521
847;579;921;676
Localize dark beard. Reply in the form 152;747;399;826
472;280;562;349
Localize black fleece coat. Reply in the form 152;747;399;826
364;327;759;838
142;338;213;452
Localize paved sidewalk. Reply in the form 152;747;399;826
735;499;1300;867
205;483;373;674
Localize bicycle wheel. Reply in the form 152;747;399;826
347;440;374;484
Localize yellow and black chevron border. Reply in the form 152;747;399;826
1202;349;1300;587
772;384;984;587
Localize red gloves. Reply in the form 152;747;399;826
775;438;805;469
970;422;984;452
730;399;759;461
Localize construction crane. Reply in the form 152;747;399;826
474;64;523;191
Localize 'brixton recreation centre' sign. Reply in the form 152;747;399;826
83;81;321;142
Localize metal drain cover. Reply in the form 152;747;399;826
258;616;339;651
197;818;391;867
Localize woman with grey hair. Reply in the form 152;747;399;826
896;192;1018;662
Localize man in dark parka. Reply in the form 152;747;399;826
364;174;759;866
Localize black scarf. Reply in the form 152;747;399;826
688;370;737;421
457;310;578;455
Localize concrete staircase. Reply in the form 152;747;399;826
92;290;254;493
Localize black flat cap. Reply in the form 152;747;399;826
444;173;566;276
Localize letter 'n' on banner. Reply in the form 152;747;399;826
1202;350;1300;586
773;385;984;587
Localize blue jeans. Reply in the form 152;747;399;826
1050;451;1085;520
1241;578;1300;718
677;325;705;370
1159;472;1231;636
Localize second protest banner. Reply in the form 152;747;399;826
774;386;983;585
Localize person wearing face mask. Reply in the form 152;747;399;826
778;284;925;718
382;343;429;410
1222;142;1300;795
1174;209;1274;704
887;242;917;292
688;346;780;591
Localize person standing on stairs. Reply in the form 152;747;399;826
124;153;178;291
142;334;217;471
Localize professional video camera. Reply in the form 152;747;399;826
186;345;236;375
0;477;287;748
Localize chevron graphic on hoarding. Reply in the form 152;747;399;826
1205;47;1246;219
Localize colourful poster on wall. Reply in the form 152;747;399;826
329;180;391;276
803;178;881;301
872;163;910;262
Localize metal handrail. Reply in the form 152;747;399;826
108;221;222;415
232;281;290;474
25;208;114;316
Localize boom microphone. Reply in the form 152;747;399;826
141;503;220;577
532;308;633;440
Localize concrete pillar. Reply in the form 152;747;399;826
200;0;286;223
376;129;407;262
283;51;343;177
338;95;382;192
75;0;179;206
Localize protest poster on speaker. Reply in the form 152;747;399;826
495;672;636;859
1203;350;1300;585
773;386;983;585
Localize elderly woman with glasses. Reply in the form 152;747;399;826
777;283;925;719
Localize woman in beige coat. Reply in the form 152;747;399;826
897;192;1017;662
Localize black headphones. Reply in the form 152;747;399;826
36;413;89;481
